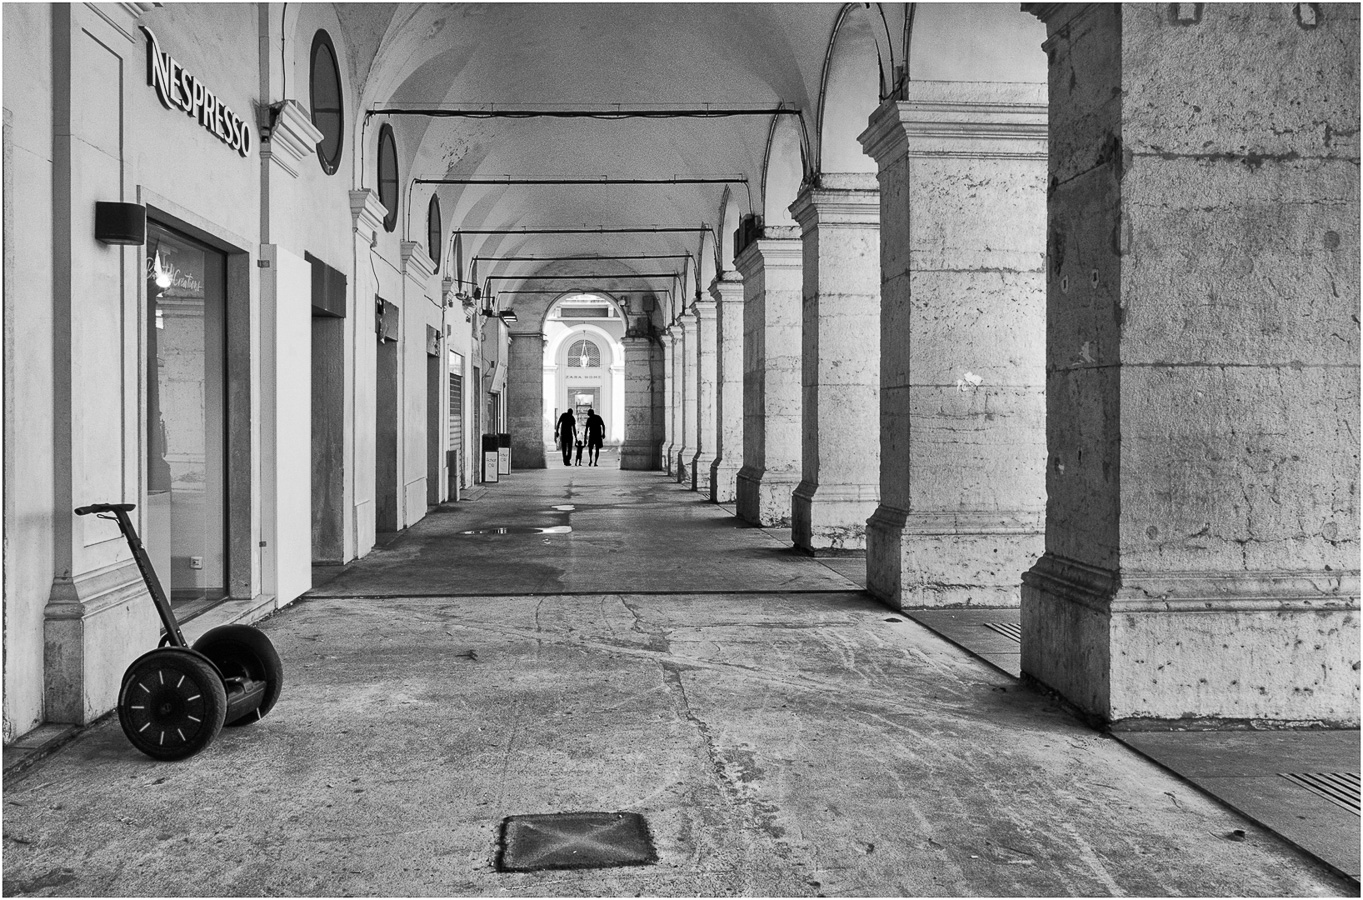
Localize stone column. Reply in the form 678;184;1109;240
860;84;1048;609
735;230;803;527
710;273;745;503
620;334;658;469
506;332;546;469
1021;3;1360;725
689;296;719;491
790;176;881;554
659;328;676;475
676;308;699;484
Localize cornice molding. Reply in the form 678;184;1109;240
349;190;387;242
691;296;718;320
861;86;1048;167
735;236;803;279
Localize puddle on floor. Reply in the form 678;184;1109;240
458;525;573;536
551;505;576;511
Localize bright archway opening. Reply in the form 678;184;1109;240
542;293;627;462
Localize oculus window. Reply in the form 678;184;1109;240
427;195;442;272
309;30;343;176
378;123;399;232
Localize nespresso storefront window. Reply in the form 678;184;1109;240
146;222;228;620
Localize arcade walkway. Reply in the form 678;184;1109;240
1;468;1354;896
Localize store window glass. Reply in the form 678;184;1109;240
567;338;601;368
310;30;344;175
427;195;442;272
146;222;229;620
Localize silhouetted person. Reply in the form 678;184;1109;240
584;408;605;467
555;409;577;466
574;436;585;466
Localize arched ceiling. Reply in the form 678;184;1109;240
328;3;1041;325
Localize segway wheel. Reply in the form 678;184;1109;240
118;648;227;761
192;624;284;726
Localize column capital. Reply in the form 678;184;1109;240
734;230;802;280
349;190;387;244
690;296;718;320
790;178;880;232
1023;3;1103;30
261;100;323;179
400;242;437;283
859;84;1047;169
708;273;744;304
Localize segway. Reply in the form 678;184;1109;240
75;502;284;761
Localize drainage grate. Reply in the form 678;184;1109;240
1279;772;1360;816
983;622;1022;643
497;811;657;872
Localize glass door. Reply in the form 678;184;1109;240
146;222;228;620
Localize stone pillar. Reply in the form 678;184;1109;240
659;328;676;475
710;273;745;503
689;296;719;491
676;308;698;484
860;84;1048;609
507;332;546;469
620;334;658;469
735;230;803;527
790;176;881;554
1021;3;1360;725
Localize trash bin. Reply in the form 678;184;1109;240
482;434;500;484
497;433;511;475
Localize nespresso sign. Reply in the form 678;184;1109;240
140;26;252;159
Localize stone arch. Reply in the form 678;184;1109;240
542;295;628;446
763;113;806;227
816;4;892;175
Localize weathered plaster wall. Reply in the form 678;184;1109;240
2;3;57;741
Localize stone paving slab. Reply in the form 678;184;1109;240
3;590;1352;897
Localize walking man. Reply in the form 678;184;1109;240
584;407;606;467
555;408;578;466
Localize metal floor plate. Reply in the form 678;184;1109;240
983;622;1022;642
497;811;657;872
1281;772;1361;816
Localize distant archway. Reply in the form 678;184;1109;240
542;294;627;450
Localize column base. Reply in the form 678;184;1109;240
736;466;799;527
676;446;697;485
44;561;158;724
791;481;878;555
866;506;1043;610
689;452;716;492
1022;553;1361;726
661;442;675;475
710;459;742;504
620;440;659;470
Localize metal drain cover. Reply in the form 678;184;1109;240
1280;772;1360;815
983;622;1022;643
497;811;657;872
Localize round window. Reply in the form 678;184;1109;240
427;195;442;272
377;124;398;233
309;31;343;176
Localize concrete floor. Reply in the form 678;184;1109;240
2;468;1356;896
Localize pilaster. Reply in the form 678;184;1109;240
676;308;698;484
689;296;719;491
734;231;803;527
709;273;745;503
620;335;659;469
789;176;881;554
507;331;547;469
1022;3;1360;725
860;83;1048;608
659;328;676;475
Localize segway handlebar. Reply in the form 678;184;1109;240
75;502;137;516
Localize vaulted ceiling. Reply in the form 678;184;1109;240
325;3;1046;325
